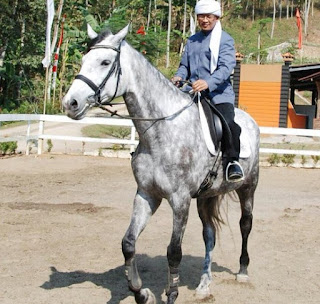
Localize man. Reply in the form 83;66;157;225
171;0;244;182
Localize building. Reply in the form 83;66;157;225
233;54;320;129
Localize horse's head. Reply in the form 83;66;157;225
63;24;130;120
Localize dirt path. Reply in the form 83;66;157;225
0;155;319;304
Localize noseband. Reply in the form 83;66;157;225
75;44;122;106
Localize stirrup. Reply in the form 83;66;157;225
226;161;244;183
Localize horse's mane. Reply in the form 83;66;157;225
86;27;187;99
125;42;187;99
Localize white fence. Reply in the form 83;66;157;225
0;114;320;156
0;114;138;155
259;126;320;156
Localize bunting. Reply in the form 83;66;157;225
190;13;196;36
42;0;55;68
136;26;146;35
295;8;302;49
52;15;65;89
136;26;146;54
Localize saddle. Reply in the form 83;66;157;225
197;96;232;155
192;96;236;198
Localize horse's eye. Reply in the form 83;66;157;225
101;60;111;66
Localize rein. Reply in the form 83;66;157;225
97;98;195;122
97;80;196;122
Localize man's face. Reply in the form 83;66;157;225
197;14;218;31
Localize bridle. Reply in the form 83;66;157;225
75;44;122;106
74;44;195;122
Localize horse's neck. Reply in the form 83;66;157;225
122;44;189;125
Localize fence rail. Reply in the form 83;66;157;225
0;114;138;155
259;127;320;156
1;114;320;156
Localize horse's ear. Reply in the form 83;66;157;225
113;24;130;45
87;24;98;40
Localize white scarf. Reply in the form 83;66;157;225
209;20;222;74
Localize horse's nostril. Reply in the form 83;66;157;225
70;99;79;111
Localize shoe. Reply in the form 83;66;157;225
226;161;244;182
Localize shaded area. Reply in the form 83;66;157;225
41;254;234;303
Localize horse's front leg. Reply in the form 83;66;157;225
166;195;191;304
122;190;161;304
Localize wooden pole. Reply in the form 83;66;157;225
48;0;65;109
59;38;69;111
313;80;320;129
43;66;49;114
316;81;320;119
166;0;172;68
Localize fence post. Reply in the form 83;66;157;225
37;120;44;155
130;125;136;153
26;120;31;155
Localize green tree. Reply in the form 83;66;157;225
0;0;46;111
0;0;319;115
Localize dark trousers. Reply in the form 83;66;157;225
215;103;241;162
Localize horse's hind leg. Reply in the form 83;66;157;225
195;196;220;298
236;183;256;282
122;190;161;304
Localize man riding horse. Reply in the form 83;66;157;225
63;0;260;300
172;0;244;182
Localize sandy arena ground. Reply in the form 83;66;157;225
0;155;319;304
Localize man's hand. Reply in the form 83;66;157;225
171;76;182;87
192;79;208;92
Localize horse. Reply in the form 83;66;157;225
63;24;260;304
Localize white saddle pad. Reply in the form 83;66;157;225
198;102;251;159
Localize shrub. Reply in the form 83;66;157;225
281;154;296;166
267;153;281;165
0;141;18;155
300;155;307;165
82;125;131;140
112;144;122;151
311;155;320;165
47;139;53;153
111;127;131;139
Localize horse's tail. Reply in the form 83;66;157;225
199;195;225;230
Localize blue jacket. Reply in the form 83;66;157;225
175;29;236;105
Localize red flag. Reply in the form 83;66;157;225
136;26;146;35
136;26;147;54
52;14;65;88
295;8;302;49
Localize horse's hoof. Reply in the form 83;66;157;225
137;288;156;304
166;291;178;304
195;274;212;299
195;286;211;299
236;273;250;283
196;287;210;300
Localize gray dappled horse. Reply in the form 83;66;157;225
63;24;259;304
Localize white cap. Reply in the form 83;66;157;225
195;0;222;17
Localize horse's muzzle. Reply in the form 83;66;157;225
62;96;90;120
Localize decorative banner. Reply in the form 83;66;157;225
136;26;146;54
52;14;65;88
42;0;55;68
136;26;146;35
295;8;302;49
189;13;196;36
